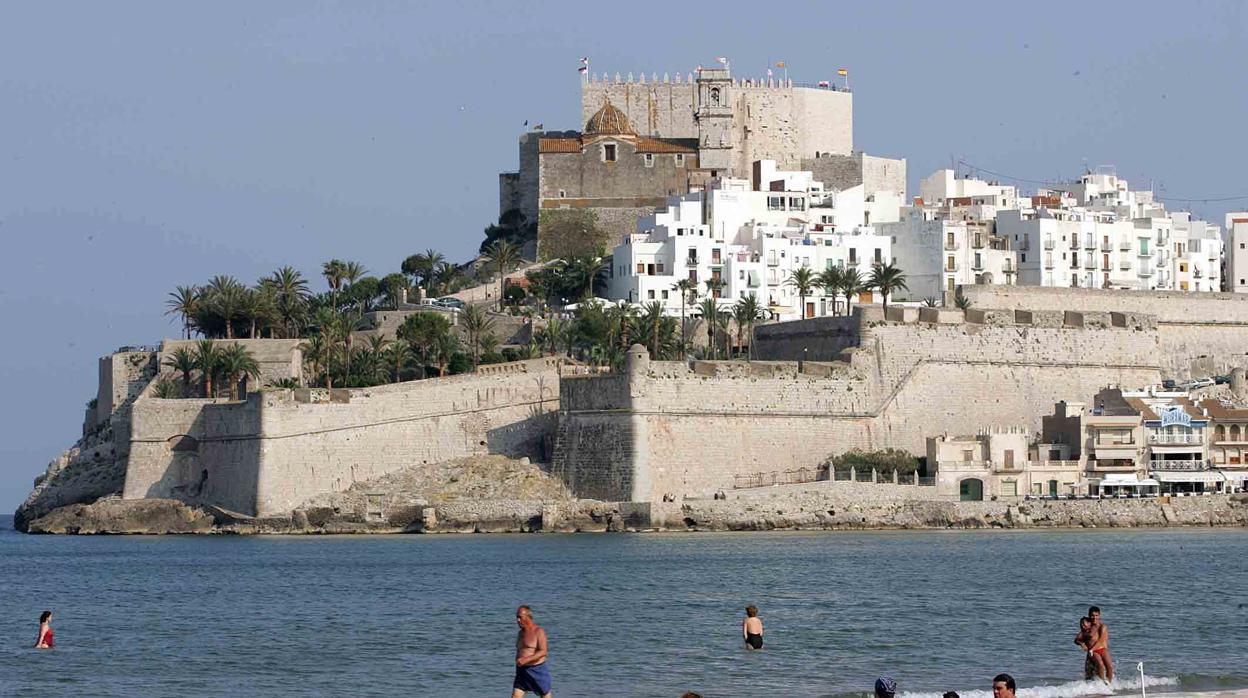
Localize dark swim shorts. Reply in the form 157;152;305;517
514;662;553;695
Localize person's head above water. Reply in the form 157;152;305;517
39;611;51;624
943;692;960;698
992;674;1016;698
875;676;897;698
1079;616;1091;630
745;605;758;618
1088;606;1101;623
515;605;534;627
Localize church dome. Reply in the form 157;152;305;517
585;100;635;136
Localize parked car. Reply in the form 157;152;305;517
1214;374;1232;385
1161;379;1177;390
435;297;465;309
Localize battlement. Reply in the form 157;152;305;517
584;71;847;92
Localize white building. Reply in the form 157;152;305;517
607;160;897;320
1225;213;1248;293
876;170;1019;300
996;169;1221;292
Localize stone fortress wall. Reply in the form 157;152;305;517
581;73;853;174
119;357;567;517
555;287;1248;504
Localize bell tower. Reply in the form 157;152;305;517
695;67;734;172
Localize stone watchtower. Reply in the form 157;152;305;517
695;67;734;172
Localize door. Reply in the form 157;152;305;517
959;478;984;501
1048;479;1058;498
1004;450;1015;470
805;302;815;319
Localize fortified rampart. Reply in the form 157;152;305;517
960;285;1248;378
555;306;1184;503
120;356;567;517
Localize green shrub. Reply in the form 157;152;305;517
828;448;919;475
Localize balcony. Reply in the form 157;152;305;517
1083;258;1096;269
1044;259;1055;269
1002;263;1015;274
972;237;985;249
1149;433;1202;445
1101;241;1112;252
1119;242;1132;251
1139;267;1154;277
1194;268;1204;278
1138;249;1151;257
846;257;861;266
1089;458;1137;471
945;263;960;272
1149;459;1206;471
686;257;700;267
1084;238;1096;250
972;259;985;271
766;257;779;267
944;240;960;251
1119;260;1132;270
1043;239;1055;250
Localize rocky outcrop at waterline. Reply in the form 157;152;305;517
24;498;216;535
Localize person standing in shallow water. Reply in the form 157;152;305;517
512;605;552;698
742;605;764;650
34;611;53;649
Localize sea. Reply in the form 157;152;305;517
1;514;1245;698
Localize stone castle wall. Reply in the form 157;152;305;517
961;285;1248;378
118;357;566;517
555;308;1171;502
581;76;852;174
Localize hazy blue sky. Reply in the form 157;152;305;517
3;1;1247;512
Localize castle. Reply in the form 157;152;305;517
498;67;904;259
18;284;1248;529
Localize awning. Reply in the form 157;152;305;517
1153;471;1226;483
1097;474;1160;488
1220;471;1248;482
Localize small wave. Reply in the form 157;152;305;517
898;673;1179;698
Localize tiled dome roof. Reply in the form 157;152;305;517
585;100;635;136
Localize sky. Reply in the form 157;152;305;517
2;0;1247;512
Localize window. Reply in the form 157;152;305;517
636;263;645;274
767;196;784;211
661;290;669;300
1021;253;1027;263
603;143;617;162
656;263;665;274
874;248;882;263
1180;262;1188;273
647;290;655;299
709;87;720;105
643;153;654;167
558;189;566;198
675;154;685;167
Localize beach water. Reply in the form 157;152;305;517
1;515;1245;697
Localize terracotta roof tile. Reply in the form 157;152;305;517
538;138;583;154
1197;399;1248;420
634;137;698;154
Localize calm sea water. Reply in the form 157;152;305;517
0;514;1245;698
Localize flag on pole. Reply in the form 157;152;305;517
817;80;830;88
578;57;589;74
837;68;848;76
715;56;727;65
775;60;786;68
767;68;773;77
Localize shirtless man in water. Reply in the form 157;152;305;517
1087;605;1114;683
512;605;552;698
1074;616;1107;680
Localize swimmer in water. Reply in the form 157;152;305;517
35;611;53;649
742;605;764;650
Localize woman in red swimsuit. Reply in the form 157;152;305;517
35;611;53;649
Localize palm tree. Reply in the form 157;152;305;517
868;261;909;312
299;333;327;388
342;261;368;287
479;333;501;363
216;344;261;400
733;294;764;359
192;339;221;398
459;304;496;369
309;307;342;388
384;338;414;383
165;285;199;338
786;267;820;320
358;334;390;384
703;276;725;300
484;240;522;311
265;266;311;336
380;273;410;310
431;261;461;297
433;331;459;377
397;312;452;379
322;259;347;307
202;275;248;339
164;347;197;397
640;301;666;359
541;316;564;357
401;249;445;296
838;267;867;317
817;267;846;316
697;297;721;359
673;278;698;358
559;254;608;301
